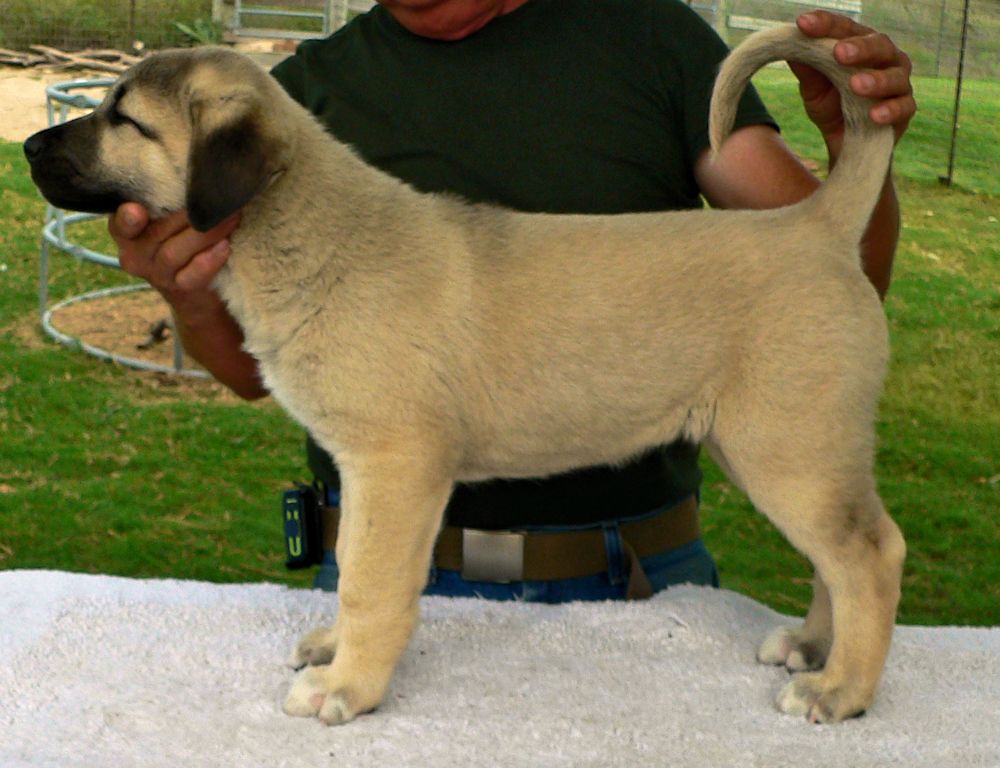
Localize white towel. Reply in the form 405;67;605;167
1;570;997;768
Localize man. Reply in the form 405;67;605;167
110;1;915;601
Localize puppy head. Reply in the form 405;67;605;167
24;47;293;232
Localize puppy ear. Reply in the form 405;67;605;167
186;102;278;232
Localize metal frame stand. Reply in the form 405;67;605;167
38;79;210;379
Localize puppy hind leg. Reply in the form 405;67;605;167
710;414;904;722
757;573;833;672
284;451;453;725
706;435;835;673
760;480;903;722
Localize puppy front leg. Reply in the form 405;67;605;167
286;501;354;669
284;451;452;725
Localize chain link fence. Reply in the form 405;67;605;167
0;0;213;51
0;0;995;79
695;0;996;188
688;0;997;79
707;0;998;81
1;0;994;189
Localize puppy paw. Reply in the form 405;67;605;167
283;665;372;726
317;690;359;726
283;666;328;717
287;624;338;669
757;625;830;672
776;672;867;723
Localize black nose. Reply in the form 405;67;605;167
24;131;49;162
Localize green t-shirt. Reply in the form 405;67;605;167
270;0;776;529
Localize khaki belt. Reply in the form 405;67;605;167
320;496;700;600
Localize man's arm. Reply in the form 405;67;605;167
109;203;269;400
693;11;914;299
694;125;899;298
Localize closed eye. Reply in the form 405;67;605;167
109;104;157;140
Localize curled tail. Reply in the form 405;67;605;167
709;24;894;247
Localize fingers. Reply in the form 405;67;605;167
108;202;150;241
174;239;232;292
795;11;916;140
835;34;908;71
109;203;240;299
796;10;904;73
797;10;905;73
839;37;915;133
850;66;911;99
850;67;916;116
152;215;236;270
151;214;241;295
868;92;917;130
796;10;872;41
111;205;189;279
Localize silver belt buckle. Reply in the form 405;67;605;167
461;529;525;583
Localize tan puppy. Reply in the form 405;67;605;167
24;24;905;726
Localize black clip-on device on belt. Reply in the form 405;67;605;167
282;482;323;569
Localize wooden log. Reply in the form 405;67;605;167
28;45;132;73
0;48;47;67
0;44;142;72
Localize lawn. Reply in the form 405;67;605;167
1;69;997;625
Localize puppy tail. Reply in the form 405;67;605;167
709;24;895;249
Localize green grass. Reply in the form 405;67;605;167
0;144;310;587
752;68;1000;193
1;70;997;625
0;0;214;50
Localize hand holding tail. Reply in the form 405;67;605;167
793;11;916;155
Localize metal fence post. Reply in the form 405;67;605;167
940;0;971;186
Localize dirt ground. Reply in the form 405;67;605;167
51;289;209;377
0;66;111;142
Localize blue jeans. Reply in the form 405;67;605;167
313;493;719;602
